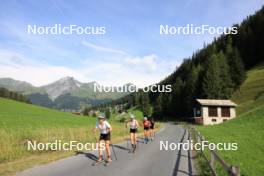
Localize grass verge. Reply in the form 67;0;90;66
0;98;161;176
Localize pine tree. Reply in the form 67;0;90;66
202;51;233;99
227;49;246;90
105;107;111;119
152;94;163;119
83;107;89;116
160;92;172;116
128;95;134;108
168;78;184;116
225;36;246;89
232;48;246;88
184;65;202;113
202;54;221;99
0;87;5;97
141;93;151;117
218;51;233;98
134;93;140;106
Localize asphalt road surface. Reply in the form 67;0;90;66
18;123;197;176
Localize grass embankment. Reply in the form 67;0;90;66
232;65;264;115
0;98;160;176
196;65;264;176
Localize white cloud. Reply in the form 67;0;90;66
124;54;158;71
0;49;87;86
0;49;179;88
79;54;179;87
0;65;87;86
80;62;162;87
0;20;178;87
82;41;127;55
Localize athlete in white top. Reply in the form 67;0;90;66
93;115;112;163
96;121;111;134
126;114;139;152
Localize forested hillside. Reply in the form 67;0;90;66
0;87;30;104
110;6;264;119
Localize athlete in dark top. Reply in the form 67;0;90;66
149;118;155;141
143;117;150;144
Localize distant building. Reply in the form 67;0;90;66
72;112;81;116
194;99;237;125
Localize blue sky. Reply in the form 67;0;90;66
0;0;263;87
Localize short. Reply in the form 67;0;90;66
130;128;137;133
150;126;154;129
144;127;150;131
99;133;111;141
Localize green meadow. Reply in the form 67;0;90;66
197;65;264;175
0;98;159;175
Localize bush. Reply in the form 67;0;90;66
105;108;111;119
119;117;126;123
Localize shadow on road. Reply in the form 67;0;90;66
175;153;196;160
75;151;98;161
136;138;145;144
172;128;196;176
112;144;129;151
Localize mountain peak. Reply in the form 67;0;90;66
123;83;136;86
58;76;75;82
42;76;83;100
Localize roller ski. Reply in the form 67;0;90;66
92;159;105;166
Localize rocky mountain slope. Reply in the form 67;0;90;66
0;77;134;110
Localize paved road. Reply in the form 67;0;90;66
17;123;197;176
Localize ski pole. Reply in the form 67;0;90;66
125;123;129;150
94;133;98;150
137;133;139;148
136;128;139;148
94;135;98;143
110;141;117;160
127;136;129;149
94;134;104;161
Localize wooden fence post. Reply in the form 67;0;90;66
190;127;240;176
210;151;217;176
229;166;240;176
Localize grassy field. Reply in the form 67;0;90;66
196;65;264;176
0;98;159;176
232;65;264;115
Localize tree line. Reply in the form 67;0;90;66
0;87;31;104
106;6;264;120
